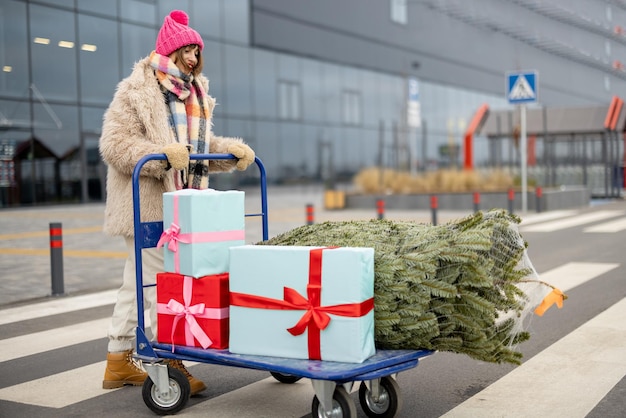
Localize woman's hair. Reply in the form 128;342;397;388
173;44;203;76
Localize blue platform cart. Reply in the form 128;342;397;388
131;153;434;417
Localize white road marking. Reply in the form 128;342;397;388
0;289;117;326
520;210;625;232
538;262;619;293
180;377;315;417
0;318;110;362
519;210;577;226
0;362;114;408
584;217;626;233
442;297;626;418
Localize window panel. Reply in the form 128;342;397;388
224;44;251;116
190;0;221;39
223;0;249;44
36;0;74;8
33;103;79;157
342;90;362;126
79;15;120;105
0;99;30;134
202;40;223;110
321;63;340;124
278;81;300;121
30;5;77;101
391;0;407;25
301;58;322;122
120;23;156;76
81;106;105;135
0;0;29;99
77;0;118;17
253;49;276;119
121;0;157;24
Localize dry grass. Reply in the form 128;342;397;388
353;167;515;194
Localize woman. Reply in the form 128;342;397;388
99;10;255;395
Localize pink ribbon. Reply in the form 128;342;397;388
157;194;245;273
157;275;229;351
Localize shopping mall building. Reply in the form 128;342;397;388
1;0;624;205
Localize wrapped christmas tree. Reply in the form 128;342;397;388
260;209;561;365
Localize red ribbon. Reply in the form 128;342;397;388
230;247;374;360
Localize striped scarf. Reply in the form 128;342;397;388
149;51;210;190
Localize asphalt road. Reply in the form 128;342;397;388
0;191;624;417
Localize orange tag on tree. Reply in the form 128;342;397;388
534;288;565;317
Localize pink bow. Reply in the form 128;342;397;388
165;298;213;351
157;222;189;252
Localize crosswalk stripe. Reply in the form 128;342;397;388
0;318;110;362
0;289;117;326
441;296;626;418
537;262;619;293
180;377;315;417
584;217;626;233
520;210;625;232
0;362;115;408
518;210;577;226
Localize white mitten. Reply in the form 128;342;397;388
227;142;255;171
162;143;190;170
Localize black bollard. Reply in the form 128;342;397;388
49;222;64;296
431;195;438;226
377;199;385;220
306;204;314;225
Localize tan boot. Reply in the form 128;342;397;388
102;349;148;389
167;359;207;396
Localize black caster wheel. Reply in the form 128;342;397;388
270;371;302;384
311;386;356;418
358;377;402;418
142;367;190;415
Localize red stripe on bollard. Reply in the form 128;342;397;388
377;199;385;219
306;204;314;225
536;187;543;213
507;188;515;214
49;222;64;296
430;195;438;226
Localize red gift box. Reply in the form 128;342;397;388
156;272;229;350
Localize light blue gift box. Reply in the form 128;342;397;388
161;189;245;277
229;245;375;363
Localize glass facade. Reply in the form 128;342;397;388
0;0;507;206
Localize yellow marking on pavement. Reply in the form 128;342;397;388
0;226;103;240
0;248;126;258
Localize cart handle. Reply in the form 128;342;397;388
131;153;268;335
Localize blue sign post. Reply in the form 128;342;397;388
506;70;538;213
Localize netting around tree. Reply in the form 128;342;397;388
260;209;558;365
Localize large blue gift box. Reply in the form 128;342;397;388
159;189;245;277
229;245;375;363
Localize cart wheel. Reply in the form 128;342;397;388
311;386;356;418
270;371;302;384
142;367;190;415
358;377;402;418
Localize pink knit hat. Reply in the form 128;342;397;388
155;10;204;56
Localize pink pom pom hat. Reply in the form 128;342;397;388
155;10;204;56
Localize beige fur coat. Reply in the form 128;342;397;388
99;56;246;237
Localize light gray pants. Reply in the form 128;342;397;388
107;236;163;352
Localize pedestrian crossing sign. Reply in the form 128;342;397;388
507;71;537;104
